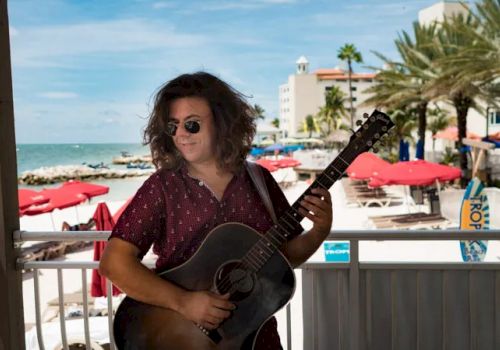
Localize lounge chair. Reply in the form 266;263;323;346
342;178;402;207
371;213;449;229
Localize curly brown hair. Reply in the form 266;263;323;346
144;72;256;172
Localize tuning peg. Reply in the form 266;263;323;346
367;140;373;147
374;133;380;139
355;131;362;138
363;113;369;119
356;120;363;126
381;126;388;132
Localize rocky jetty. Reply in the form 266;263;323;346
18;165;155;185
112;154;152;165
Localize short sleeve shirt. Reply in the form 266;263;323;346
110;163;304;349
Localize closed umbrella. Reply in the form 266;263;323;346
415;139;424;160
399;140;410;161
113;197;133;223
91;202;121;297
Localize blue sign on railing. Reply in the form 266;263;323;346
323;241;350;262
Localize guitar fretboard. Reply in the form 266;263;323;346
240;109;393;272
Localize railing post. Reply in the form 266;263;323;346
0;0;26;349
349;240;360;350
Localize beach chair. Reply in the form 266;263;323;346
342;178;400;207
372;213;449;229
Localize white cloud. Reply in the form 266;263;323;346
10;18;208;68
38;91;79;99
200;0;297;11
14;100;149;143
152;1;176;9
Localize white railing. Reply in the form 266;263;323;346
15;229;500;350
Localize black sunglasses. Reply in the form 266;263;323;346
165;120;201;136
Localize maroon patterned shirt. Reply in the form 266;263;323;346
111;163;303;349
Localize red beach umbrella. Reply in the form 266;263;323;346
18;189;49;213
91;202;121;297
368;159;461;187
62;180;109;199
275;157;301;168
255;159;279;172
22;189;87;215
346;152;391;180
434;126;481;141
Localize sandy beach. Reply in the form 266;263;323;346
20;174;500;349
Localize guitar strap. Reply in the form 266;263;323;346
245;160;278;224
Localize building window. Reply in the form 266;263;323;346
491;111;500;125
351;97;357;102
351;86;357;91
325;86;332;91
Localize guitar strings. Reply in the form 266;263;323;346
214;113;390;297
215;149;360;294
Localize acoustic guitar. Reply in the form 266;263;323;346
113;110;394;349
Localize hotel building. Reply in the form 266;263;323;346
278;56;376;137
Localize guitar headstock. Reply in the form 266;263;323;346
347;109;394;157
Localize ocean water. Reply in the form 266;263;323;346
16;143;150;173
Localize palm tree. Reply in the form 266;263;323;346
337;43;363;129
440;0;500;103
425;14;488;183
427;107;454;151
364;22;439;159
253;104;266;120
271;118;280;129
384;108;417;162
299;114;317;138
316;86;349;137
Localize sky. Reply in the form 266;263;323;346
8;0;458;144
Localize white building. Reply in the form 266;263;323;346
418;1;469;26
418;1;500;142
279;56;376;137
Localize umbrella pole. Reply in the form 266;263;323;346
75;206;80;224
50;213;56;231
404;186;412;214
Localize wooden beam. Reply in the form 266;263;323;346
462;138;495;150
0;0;26;348
462;138;494;178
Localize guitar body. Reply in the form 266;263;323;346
113;222;295;350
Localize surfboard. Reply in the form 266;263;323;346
459;177;489;262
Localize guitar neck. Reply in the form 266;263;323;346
267;147;359;245
241;109;394;272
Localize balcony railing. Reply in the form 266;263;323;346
14;229;500;350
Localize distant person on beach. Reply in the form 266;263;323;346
99;71;332;349
61;218;95;231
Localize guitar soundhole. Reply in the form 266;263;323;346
215;261;255;301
